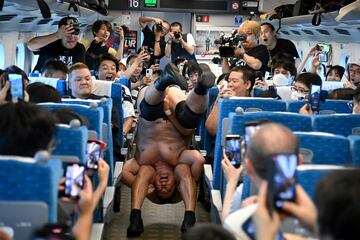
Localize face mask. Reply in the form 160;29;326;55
291;91;306;100
272;74;292;86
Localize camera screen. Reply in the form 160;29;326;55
8;74;23;100
65;164;85;198
271;154;297;210
225;135;241;168
86;142;101;170
309;84;321;112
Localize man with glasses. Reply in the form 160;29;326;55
290;72;322;100
28;16;86;72
346;63;360;88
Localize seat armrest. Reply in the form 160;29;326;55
91;223;104;240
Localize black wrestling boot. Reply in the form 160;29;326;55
153;63;188;91
127;209;144;237
194;64;216;95
180;211;196;232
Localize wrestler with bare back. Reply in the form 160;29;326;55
121;63;215;237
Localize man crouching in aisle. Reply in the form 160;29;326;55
121;62;215;237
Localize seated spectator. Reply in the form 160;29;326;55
206;67;255;136
27;82;62;103
85;20;124;71
254;169;360;240
255;61;296;88
97;53;135;136
183;60;202;91
222;123;302;233
68;62;122;160
291;72;322;100
41;58;68;80
344;62;360;89
326;65;345;82
182;223;236;240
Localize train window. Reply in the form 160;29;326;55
15;43;25;70
0;44;4;69
31;54;39;72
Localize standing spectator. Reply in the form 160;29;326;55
85;20;124;71
165;22;196;63
139;16;170;65
28;16;85;72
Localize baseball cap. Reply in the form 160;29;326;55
58;16;80;35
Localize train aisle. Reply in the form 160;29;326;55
103;185;211;239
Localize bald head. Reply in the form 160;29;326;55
247;123;298;179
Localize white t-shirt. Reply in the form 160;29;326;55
228;183;244;215
121;85;135;119
186;33;196;46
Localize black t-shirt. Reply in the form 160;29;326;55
270;38;299;62
85;40;110;71
141;25;166;64
33;39;85;72
230;44;270;76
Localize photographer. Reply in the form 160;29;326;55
85;20;124;71
27;16;85;72
222;20;269;77
139;16;170;65
165;22;197;63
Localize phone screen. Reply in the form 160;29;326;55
268;154;297;211
309;84;321;112
8;74;24;101
318;53;328;62
64;163;85;199
219;46;235;58
316;43;330;53
242;217;284;240
225;135;241;168
86;142;101;170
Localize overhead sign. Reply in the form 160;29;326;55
144;0;157;7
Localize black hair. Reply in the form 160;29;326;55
295;72;322;89
182;223;236;240
183;60;202;78
0;65;29;87
272;60;297;78
92;20;112;37
211;57;221;65
328;88;355;100
326;65;345;80
98;53;120;72
315;169;360;240
126;54;138;66
170;21;182;32
0;102;57;157
216;73;228;85
27;82;62;103
260;22;275;32
175;57;187;66
229;66;256;93
52;108;89;127
41;58;68;75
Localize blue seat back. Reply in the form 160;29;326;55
287;100;352;114
297;165;345;199
0;159;62;223
295;132;350;165
312;114;360;136
38;103;104;140
29;77;67;96
348;135;360;166
111;82;124;146
212;98;286;189
53;125;88;164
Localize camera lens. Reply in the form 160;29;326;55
174;32;181;39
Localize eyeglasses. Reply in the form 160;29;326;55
347;101;354;110
349;70;360;75
290;86;309;94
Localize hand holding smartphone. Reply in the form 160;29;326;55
86;140;106;170
7;74;24;102
309;84;321;112
267;154;298;213
225;134;242;168
61;163;85;199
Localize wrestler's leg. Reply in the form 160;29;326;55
127;165;156;237
174;164;197;232
178;149;205;181
121;158;140;188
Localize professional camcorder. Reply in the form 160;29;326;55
214;30;247;46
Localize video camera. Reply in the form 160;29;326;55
214;30;247;46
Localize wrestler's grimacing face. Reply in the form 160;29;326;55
154;167;176;199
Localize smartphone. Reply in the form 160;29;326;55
86;141;101;170
219;46;235;57
225;134;242;168
309;84;321;112
64;163;85;199
318;52;328;62
8;74;24;101
154;59;160;65
241;217;284;240
267;154;298;212
145;68;153;78
316;43;330;53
